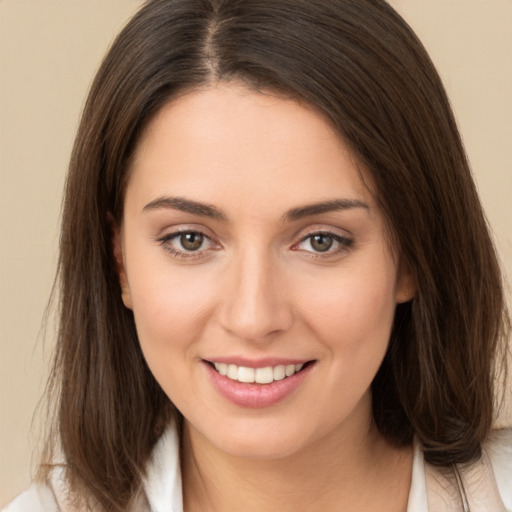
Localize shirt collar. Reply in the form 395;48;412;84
143;420;183;512
143;422;428;512
407;437;428;512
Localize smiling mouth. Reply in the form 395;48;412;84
206;361;314;385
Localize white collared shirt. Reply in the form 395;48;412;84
4;425;512;512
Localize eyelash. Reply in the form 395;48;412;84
156;230;218;260
293;231;353;258
156;230;353;260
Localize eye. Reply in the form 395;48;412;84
179;232;205;251
156;229;217;259
295;232;352;256
309;234;335;252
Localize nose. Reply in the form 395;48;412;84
218;247;294;342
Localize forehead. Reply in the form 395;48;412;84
126;83;375;214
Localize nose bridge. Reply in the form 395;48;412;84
220;244;292;341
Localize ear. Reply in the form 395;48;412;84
108;213;133;310
395;260;417;304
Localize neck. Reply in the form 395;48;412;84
181;398;413;512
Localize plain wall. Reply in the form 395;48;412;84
1;0;511;505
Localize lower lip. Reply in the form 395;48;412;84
203;361;314;408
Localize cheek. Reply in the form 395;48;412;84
302;264;396;338
296;256;398;381
123;240;219;369
126;266;219;410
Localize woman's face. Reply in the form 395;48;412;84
115;84;414;459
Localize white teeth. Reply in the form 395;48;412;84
238;366;255;383
212;362;306;384
227;364;238;380
214;362;227;374
273;365;286;381
255;367;274;384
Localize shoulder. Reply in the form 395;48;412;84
485;428;512;510
2;483;59;512
2;466;75;512
4;422;183;512
413;429;512;512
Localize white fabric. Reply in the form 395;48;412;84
142;425;183;512
406;439;428;512
3;484;59;512
4;427;511;512
486;429;512;511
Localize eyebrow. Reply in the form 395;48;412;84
143;196;228;221
283;198;369;222
142;196;369;222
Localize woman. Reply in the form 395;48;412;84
4;0;511;511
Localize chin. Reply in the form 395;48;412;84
189;414;323;461
217;433;309;460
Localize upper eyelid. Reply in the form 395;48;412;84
294;232;352;247
293;224;352;241
156;225;217;241
299;230;349;240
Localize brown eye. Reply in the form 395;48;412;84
310;234;334;252
180;232;204;251
295;231;352;257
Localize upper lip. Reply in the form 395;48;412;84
203;357;314;368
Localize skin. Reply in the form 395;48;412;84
114;83;416;512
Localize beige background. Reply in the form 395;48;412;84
1;0;511;506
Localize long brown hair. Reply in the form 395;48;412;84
40;0;510;509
